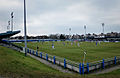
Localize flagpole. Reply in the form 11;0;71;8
24;0;27;56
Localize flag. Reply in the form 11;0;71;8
11;12;14;18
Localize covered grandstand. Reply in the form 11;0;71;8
0;30;20;40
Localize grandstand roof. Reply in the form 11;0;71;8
0;30;20;40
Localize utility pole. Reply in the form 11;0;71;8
24;0;27;56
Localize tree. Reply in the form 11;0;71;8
59;34;65;40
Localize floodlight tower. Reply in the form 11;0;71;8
84;25;86;41
24;0;27;56
7;21;10;31
11;12;14;31
69;28;71;40
102;23;104;34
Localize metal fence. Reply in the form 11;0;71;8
26;48;120;74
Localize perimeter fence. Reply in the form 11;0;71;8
26;48;120;74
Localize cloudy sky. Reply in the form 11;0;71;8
0;0;120;36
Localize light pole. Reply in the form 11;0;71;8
24;0;27;56
7;21;10;31
11;12;14;31
84;25;86;41
102;23;104;34
83;51;86;64
69;28;71;40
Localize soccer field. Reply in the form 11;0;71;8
15;41;120;63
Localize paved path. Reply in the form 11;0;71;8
91;65;120;74
28;54;74;73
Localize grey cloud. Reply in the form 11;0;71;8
0;0;120;35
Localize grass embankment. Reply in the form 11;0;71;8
0;45;120;78
15;41;120;63
0;46;80;78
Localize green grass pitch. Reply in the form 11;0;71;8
15;41;120;63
